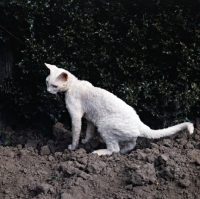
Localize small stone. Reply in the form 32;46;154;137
19;149;28;156
25;139;39;148
184;142;194;149
40;145;50;156
146;155;155;163
49;187;55;194
87;160;106;174
135;151;147;160
125;184;133;190
48;155;55;161
145;148;151;154
4;150;14;158
187;150;200;163
4;189;10;194
150;143;159;148
158;154;169;165
179;179;191;188
74;177;84;186
163;139;172;147
37;183;51;194
17;144;22;149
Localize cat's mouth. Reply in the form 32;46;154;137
47;90;57;95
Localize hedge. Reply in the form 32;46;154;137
0;0;199;130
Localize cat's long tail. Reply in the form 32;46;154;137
139;122;194;139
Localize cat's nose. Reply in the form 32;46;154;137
47;88;51;93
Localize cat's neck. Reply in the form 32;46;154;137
64;71;79;91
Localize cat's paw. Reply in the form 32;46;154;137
92;149;113;156
68;144;76;151
81;138;88;144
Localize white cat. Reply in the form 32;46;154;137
45;63;194;156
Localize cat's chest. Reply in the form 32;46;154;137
64;92;82;110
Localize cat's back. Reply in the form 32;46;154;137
69;79;131;112
85;83;133;113
73;80;131;112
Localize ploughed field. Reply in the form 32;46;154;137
0;121;200;199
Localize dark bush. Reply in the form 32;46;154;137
0;0;199;129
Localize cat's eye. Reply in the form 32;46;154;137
52;85;58;88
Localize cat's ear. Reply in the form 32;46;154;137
45;63;57;70
57;72;68;82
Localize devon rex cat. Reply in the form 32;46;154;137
45;63;194;156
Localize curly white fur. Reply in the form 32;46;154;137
45;63;194;156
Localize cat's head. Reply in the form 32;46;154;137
45;63;69;94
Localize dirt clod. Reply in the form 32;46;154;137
40;145;51;156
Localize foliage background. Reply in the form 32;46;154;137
0;0;199;130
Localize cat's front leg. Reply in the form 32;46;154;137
68;116;82;151
68;144;76;151
81;121;95;144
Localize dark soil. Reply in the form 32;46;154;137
0;120;200;199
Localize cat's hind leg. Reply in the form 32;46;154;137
92;139;120;156
120;138;137;154
81;121;95;144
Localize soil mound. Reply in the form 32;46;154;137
0;120;199;199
